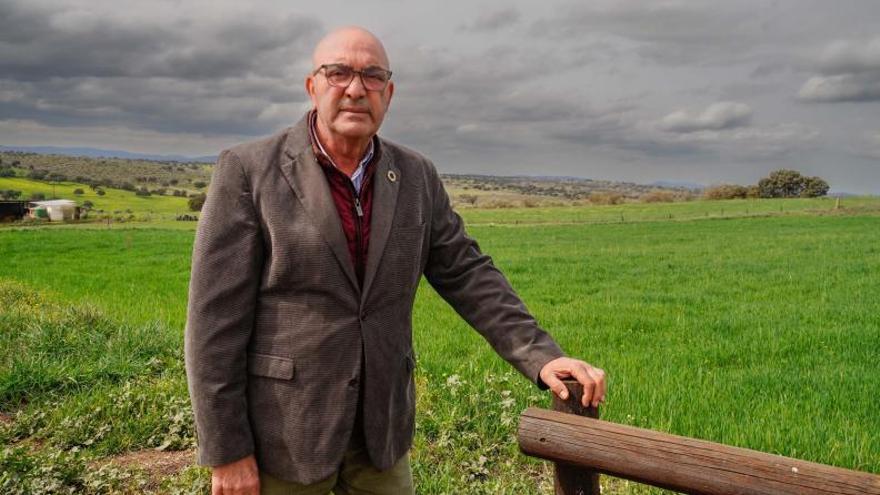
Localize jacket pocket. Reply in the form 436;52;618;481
247;352;295;380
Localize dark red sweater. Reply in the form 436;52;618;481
309;131;378;288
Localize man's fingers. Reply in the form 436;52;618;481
543;372;570;400
569;364;597;407
586;366;606;407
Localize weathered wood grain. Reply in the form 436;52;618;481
519;407;880;495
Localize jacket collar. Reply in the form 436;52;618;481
279;112;401;301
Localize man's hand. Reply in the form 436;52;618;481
539;357;607;408
212;454;260;495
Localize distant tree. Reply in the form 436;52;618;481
82;200;94;209
193;181;207;189
188;193;207;212
73;188;84;195
96;189;106;196
1;190;22;200
0;168;14;178
120;182;135;191
28;169;48;180
30;192;46;201
801;176;830;197
135;186;151;196
757;169;829;198
47;172;68;182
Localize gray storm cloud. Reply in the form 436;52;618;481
798;38;880;103
0;0;878;193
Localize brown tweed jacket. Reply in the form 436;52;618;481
184;113;565;484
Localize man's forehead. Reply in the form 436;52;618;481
312;27;389;69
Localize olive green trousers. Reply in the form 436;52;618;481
259;446;414;495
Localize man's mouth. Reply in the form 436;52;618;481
340;108;369;114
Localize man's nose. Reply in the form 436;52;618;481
344;73;368;99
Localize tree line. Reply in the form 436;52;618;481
704;169;829;200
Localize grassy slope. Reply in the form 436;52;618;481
0;177;192;218
1;203;878;493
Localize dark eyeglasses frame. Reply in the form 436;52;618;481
313;63;393;91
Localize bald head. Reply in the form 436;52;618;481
311;26;390;71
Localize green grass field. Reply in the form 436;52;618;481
1;199;879;493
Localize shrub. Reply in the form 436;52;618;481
193;181;207;189
188;193;207;212
703;184;749;200
588;192;624;205
73;188;84;195
458;194;478;205
30;192;46;201
1;189;22;200
641;190;677;203
96;189;106;196
135;187;151;197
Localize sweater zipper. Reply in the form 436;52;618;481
350;182;364;284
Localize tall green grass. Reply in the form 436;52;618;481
1;204;878;493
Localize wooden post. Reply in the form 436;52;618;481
551;380;601;495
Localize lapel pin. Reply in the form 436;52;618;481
387;170;398;183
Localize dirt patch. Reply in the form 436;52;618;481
105;448;196;481
0;412;12;425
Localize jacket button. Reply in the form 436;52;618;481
348;377;359;387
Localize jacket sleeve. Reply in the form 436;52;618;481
185;149;263;466
422;162;565;387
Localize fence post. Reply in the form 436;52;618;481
552;379;600;495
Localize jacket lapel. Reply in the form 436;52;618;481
361;142;400;302
279;117;359;292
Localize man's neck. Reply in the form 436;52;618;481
315;119;372;177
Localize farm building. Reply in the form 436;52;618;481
29;199;80;221
0;201;29;222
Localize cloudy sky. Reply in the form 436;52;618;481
2;0;879;193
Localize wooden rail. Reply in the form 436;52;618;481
518;381;880;494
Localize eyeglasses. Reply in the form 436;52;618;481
313;63;392;91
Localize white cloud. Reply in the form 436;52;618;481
659;102;752;133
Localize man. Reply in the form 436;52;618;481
185;26;606;495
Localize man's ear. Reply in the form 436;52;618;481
305;75;317;106
385;80;395;107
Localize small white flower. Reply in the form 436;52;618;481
446;374;463;387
